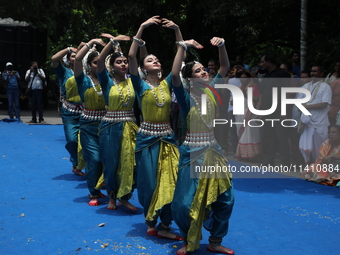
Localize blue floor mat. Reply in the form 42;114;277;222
0;122;339;255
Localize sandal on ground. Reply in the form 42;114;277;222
72;168;86;176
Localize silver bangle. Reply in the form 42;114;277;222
133;37;146;47
217;38;225;47
110;38;119;47
175;41;187;51
85;43;91;49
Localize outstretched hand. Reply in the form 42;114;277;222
184;39;204;49
100;33;130;42
90;38;106;47
162;18;179;30
142;15;162;28
210;37;224;47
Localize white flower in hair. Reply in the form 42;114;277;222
180;61;190;91
82;44;98;74
138;67;146;80
63;54;70;67
105;53;114;76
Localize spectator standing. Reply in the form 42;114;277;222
227;66;242;156
289;70;311;166
25;61;46;123
2;62;21;120
259;52;291;166
299;65;332;164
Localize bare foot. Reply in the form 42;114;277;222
176;245;187;255
88;198;98;206
118;199;137;211
157;230;183;240
207;244;234;255
72;168;86;176
147;226;157;236
107;198;117;210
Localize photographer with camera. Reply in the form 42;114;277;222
2;62;21;120
25;61;46;123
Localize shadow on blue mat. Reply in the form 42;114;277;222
1;118;21;123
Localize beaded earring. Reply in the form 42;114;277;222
187;78;194;88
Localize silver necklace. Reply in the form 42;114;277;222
190;93;213;128
145;80;165;107
113;77;131;107
88;75;103;96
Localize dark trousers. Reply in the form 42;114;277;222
228;111;238;154
262;120;291;165
6;88;20;119
31;89;44;122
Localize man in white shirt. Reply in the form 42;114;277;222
25;61;46;123
299;65;332;164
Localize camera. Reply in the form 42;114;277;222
33;66;38;71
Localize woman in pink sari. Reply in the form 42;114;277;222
302;125;340;187
235;72;262;161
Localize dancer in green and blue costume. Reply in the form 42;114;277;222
96;33;138;211
52;44;86;176
74;38;107;206
171;38;235;255
128;16;184;240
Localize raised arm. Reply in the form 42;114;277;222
74;38;105;78
51;47;77;68
162;18;183;42
97;33;130;73
210;37;230;77
128;16;162;76
162;18;187;61
138;38;148;59
172;40;203;87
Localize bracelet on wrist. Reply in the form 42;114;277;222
133;37;146;47
175;41;187;51
67;47;72;53
217;38;225;47
110;38;119;47
85;43;91;50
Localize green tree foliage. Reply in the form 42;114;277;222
1;0;339;78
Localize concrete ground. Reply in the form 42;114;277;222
0;102;63;125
